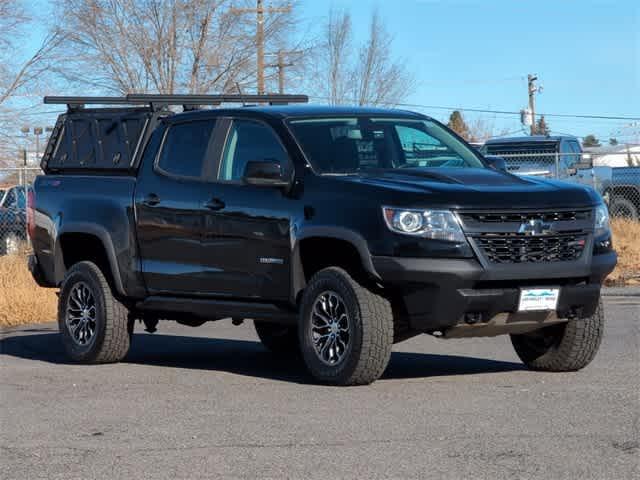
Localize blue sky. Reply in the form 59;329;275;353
16;0;640;143
300;0;639;141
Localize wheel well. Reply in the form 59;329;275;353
298;237;369;285
58;233;113;284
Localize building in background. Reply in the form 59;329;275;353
584;145;640;167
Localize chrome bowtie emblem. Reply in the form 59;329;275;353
518;219;554;236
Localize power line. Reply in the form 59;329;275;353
307;96;640;121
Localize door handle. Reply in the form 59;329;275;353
204;198;225;211
143;193;160;207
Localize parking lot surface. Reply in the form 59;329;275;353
1;296;638;480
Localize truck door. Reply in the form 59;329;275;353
197;118;294;300
134;118;218;294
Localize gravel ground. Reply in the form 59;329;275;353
1;296;638;480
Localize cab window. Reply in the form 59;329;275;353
218;120;288;181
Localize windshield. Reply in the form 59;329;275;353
288;117;485;174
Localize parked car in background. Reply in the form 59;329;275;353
482;135;582;178
0;185;29;255
572;163;640;220
482;136;640;220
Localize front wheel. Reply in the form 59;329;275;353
58;261;131;363
511;299;605;371
298;267;393;386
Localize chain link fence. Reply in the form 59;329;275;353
489;151;640;221
0;167;41;255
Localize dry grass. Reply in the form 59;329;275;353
607;218;640;286
0;221;639;327
0;253;58;328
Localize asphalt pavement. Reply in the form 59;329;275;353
1;296;638;480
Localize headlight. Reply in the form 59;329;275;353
382;207;465;242
594;204;610;237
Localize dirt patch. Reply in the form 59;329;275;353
606;219;640;286
0;254;58;327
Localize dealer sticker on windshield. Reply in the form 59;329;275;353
518;288;560;312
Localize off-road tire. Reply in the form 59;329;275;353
254;321;299;355
58;261;130;363
511;299;605;371
610;197;639;221
299;267;393;386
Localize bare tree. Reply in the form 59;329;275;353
54;0;300;95
351;10;414;106
313;8;414;106
0;1;63;167
314;8;353;105
0;1;63;105
467;117;511;143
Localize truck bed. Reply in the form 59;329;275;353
31;174;142;296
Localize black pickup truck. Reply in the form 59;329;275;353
29;95;616;385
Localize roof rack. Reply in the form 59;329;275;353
44;93;309;111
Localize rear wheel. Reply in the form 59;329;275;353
511;300;604;371
58;261;131;363
610;197;639;221
254;321;299;355
298;267;393;386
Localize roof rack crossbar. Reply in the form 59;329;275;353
44;96;133;105
44;94;309;110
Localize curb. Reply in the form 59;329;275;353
602;287;640;297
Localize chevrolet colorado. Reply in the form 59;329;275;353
29;95;617;385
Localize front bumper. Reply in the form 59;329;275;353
372;251;617;332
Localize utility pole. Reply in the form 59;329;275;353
231;0;292;95
266;49;301;93
34;127;43;159
527;74;542;135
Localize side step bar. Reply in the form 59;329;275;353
135;296;298;326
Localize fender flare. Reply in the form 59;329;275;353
54;222;126;296
291;226;381;302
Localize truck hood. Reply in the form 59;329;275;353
334;167;600;209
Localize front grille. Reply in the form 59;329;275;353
476;234;586;264
462;210;591;223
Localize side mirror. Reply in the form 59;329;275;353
576;154;593;169
484;155;507;172
567;167;578;176
242;159;291;187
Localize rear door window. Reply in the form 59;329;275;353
157;120;216;179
